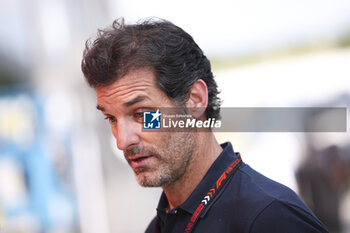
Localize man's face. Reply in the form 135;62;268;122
96;68;196;187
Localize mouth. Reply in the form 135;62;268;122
129;155;154;167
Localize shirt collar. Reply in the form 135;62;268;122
156;142;238;216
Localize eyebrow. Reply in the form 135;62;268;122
96;96;147;112
123;96;146;107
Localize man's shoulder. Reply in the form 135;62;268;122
206;163;327;232
145;215;158;233
222;163;312;215
248;198;329;233
235;163;302;202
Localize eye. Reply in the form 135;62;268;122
133;110;144;122
104;115;117;123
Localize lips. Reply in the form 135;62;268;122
129;155;153;167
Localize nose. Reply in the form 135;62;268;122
112;119;140;151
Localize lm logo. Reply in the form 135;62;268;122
143;110;161;129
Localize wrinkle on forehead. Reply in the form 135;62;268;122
96;68;166;110
98;79;153;98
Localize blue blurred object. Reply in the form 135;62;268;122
0;85;78;232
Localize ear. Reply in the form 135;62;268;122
185;79;208;118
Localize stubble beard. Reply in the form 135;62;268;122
124;132;196;187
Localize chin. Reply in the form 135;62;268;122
136;171;175;187
136;173;161;187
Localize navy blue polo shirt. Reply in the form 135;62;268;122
145;142;329;233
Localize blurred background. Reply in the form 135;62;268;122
0;0;350;232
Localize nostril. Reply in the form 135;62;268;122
115;129;140;151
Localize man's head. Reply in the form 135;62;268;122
81;18;220;119
81;18;221;187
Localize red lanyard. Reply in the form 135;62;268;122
184;153;242;233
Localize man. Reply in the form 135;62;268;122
81;18;329;233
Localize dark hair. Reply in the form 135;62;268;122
81;18;221;119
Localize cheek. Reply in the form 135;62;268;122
141;131;166;144
142;133;171;157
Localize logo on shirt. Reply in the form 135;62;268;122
143;110;161;129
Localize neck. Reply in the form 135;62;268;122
162;133;222;210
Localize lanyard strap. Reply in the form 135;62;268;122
184;153;242;233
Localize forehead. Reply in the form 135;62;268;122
96;68;164;107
